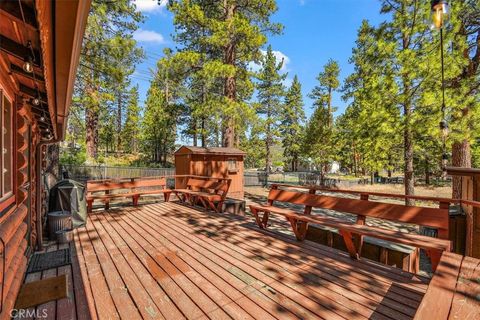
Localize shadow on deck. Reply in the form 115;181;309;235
22;201;432;319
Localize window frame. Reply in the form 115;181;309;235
227;158;238;173
0;88;15;209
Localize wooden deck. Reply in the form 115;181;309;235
20;242;91;320
70;201;431;320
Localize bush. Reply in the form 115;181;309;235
60;149;86;165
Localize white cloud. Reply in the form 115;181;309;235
249;49;291;73
267;50;290;72
132;0;167;13
133;29;165;43
299;0;306;5
283;77;293;87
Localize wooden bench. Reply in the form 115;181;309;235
415;251;480;319
173;177;231;213
86;177;172;212
249;185;452;271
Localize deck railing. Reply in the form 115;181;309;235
62;165;175;182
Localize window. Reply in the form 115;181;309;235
0;90;13;198
227;159;238;172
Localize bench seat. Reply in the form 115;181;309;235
250;204;452;252
86;177;171;212
249;185;452;272
173;177;231;212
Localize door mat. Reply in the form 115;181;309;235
26;248;71;273
15;274;68;309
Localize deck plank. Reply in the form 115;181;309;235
93;213;185;320
139;204;415;319
20;272;41;320
118;208;307;320
139;203;419;320
70;233;96;320
96;213;207;320
157;203;427;300
75;227;120;319
449;256;480;319
100;212;279;320
69;201;436;320
82;217;143;320
135;205;371;320
87;214;164;320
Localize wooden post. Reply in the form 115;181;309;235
446;167;480;258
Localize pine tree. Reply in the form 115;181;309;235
379;0;432;204
303;59;340;180
341;20;402;181
240;120;266;168
303;106;335;181
437;1;480;197
142;49;185;166
256;45;286;174
309;59;340;127
280;75;305;171
168;0;282;147
122;86;141;153
74;0;144;161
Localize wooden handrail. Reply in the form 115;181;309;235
270;183;480;208
87;175;232;184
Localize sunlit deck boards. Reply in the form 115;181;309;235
74;201;430;320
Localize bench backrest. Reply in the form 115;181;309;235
87;177;167;193
268;188;449;237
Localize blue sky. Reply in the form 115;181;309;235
131;0;385;118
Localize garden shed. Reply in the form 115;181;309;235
174;146;246;199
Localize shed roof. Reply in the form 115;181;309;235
175;146;246;156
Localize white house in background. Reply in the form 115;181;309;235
329;161;340;174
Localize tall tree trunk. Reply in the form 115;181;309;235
201;117;206;147
328;88;333;127
404;113;415;205
452;139;471;199
387;155;393;178
116;91;122;152
86;106;98;160
265;110;272;174
352;143;358;177
222;2;236;147
403;79;415;205
192;120;197;146
425;157;430;185
132;128;137;153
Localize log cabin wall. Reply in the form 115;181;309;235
0;87;34;319
0;0;91;316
